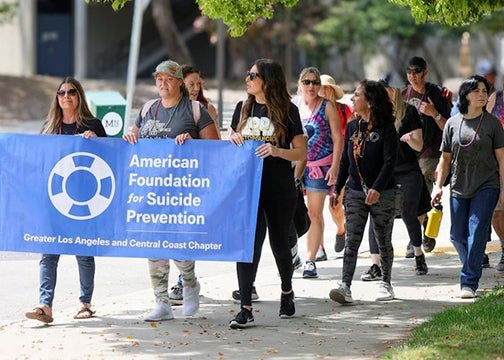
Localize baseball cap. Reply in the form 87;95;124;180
475;59;496;76
152;60;183;79
407;56;427;70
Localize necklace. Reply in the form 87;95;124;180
303;98;321;120
153;96;182;133
459;112;484;147
352;119;372;158
406;86;426;112
59;121;79;135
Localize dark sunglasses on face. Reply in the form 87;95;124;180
301;79;321;86
247;71;260;80
406;67;424;74
56;89;78;96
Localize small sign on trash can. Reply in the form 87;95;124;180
86;91;126;137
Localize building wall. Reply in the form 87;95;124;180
0;0;37;76
86;2;134;77
0;17;22;75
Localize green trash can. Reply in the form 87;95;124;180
86;91;126;137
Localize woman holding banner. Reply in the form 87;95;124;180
25;77;106;324
123;60;219;321
228;58;306;329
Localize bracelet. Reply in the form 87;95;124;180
294;177;302;187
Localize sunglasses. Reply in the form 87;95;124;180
247;71;260;80
301;79;321;86
56;89;78;96
406;67;424;74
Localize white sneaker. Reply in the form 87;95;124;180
144;300;174;322
376;281;395;301
182;281;200;316
329;283;353;304
460;287;475;299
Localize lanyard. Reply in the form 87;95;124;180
352;119;372;194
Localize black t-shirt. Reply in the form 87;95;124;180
402;82;452;159
231;101;303;197
395;104;422;173
60;117;107;137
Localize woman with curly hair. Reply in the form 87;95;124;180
329;80;398;304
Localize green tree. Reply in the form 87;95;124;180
311;0;484;82
391;0;504;27
0;1;17;24
89;0;504;36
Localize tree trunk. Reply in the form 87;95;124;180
151;0;193;65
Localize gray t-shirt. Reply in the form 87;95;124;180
441;112;504;198
135;97;214;139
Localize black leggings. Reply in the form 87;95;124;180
236;195;296;307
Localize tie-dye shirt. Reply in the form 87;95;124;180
491;90;504;126
302;99;334;163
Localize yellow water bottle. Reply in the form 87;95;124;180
425;204;443;239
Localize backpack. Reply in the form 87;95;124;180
140;98;201;124
336;102;353;136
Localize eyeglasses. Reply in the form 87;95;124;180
247;71;260;80
56;89;78;97
301;79;321;86
406;67;424;74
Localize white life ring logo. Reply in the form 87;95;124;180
48;152;115;220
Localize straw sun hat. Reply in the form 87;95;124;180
320;74;344;100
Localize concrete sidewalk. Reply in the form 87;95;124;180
1;106;503;359
1;207;504;359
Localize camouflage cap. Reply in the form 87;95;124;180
152;60;183;79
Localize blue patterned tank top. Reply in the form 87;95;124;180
492;90;504;126
302;99;333;162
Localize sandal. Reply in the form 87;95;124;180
74;307;95;319
25;306;54;324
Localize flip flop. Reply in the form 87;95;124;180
73;307;96;319
25;307;54;324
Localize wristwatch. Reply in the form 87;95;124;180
434;113;442;121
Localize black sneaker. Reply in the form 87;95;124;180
279;291;295;318
405;242;414;258
231;286;259;301
360;264;382;281
315;248;327;262
168;275;183;305
415;253;428;275
497;250;504;272
482;253;490;268
229;307;255;329
422;236;436;253
334;233;345;253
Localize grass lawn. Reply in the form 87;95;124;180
383;287;504;360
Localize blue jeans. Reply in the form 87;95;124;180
39;254;95;307
450;188;499;291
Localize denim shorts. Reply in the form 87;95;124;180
303;175;330;194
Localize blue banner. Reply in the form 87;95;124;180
0;134;263;262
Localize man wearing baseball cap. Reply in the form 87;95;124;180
402;56;453;255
